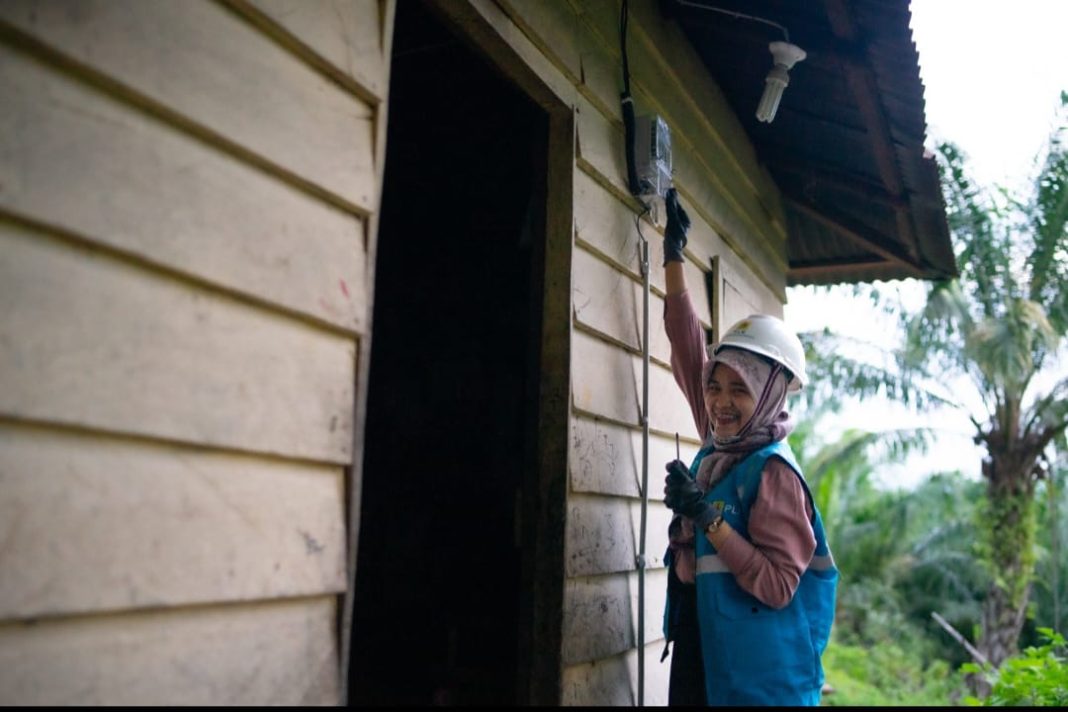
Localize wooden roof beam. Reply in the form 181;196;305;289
786;196;923;275
788;257;894;281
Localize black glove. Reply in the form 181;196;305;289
663;188;690;266
664;460;720;531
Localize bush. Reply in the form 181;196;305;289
821;640;965;706
962;628;1068;706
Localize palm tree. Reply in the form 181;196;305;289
800;92;1068;667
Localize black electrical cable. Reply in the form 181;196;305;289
620;0;642;198
634;205;651;245
620;0;631;94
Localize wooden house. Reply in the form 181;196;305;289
0;0;954;705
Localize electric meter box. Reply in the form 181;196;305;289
634;114;673;198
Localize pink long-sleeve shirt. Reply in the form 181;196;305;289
665;290;816;609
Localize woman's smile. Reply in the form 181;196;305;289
713;410;742;430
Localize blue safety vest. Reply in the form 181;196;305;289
664;440;838;706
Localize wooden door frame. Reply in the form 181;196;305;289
342;0;574;704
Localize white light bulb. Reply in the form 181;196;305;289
755;41;806;124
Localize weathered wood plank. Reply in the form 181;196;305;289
722;257;785;320
246;0;388;99
574;246;639;351
562;569;668;665
574;169;665;292
574;247;667;362
570;416;703;499
0;423;346;620
564;573;632;667
574;93;631;204
572;330;698;437
0;596;339;705
564;651;634;707
0;42;367;333
0;223;356;463
650;352;706;439
565;493;671;578
562;643;669;706
573;244;709;362
572;329;640;426
566;494;637;578
0;0;376;212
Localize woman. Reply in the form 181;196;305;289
658;188;837;706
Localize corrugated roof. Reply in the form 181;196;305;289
667;0;957;285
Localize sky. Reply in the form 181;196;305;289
783;0;1068;488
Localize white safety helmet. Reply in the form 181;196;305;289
713;314;807;392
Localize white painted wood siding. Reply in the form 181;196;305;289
0;0;392;705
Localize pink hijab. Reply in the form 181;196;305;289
694;346;794;491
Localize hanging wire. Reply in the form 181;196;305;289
621;7;654;704
620;0;632;96
619;0;643;199
674;0;791;42
634;205;651;250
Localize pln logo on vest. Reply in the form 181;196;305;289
713;500;739;516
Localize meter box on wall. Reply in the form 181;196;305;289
634;114;672;198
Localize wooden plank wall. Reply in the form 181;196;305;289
482;0;789;704
0;0;392;704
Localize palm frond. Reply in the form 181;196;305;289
1023;375;1068;443
1028;91;1068;329
965;299;1057;389
936;142;1017;317
800;329;962;414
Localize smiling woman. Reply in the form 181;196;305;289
657;190;838;706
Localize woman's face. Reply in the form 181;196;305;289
704;362;756;438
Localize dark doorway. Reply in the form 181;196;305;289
349;1;548;705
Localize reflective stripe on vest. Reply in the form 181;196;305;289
697;552;836;575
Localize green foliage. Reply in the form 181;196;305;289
792;407;1068;705
961;628;1068;706
821;639;965;706
790;415;987;678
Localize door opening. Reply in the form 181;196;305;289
349;1;548;704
